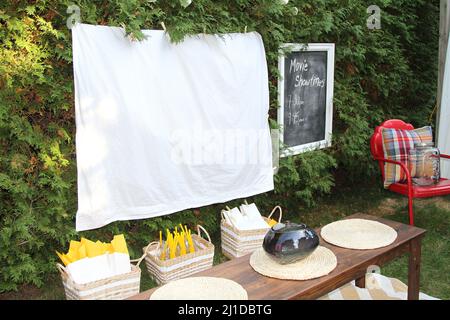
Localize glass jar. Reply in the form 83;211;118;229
408;142;440;186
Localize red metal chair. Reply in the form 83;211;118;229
370;119;450;225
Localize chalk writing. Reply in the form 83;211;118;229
282;50;328;147
287;94;306;126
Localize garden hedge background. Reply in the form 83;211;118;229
0;0;440;291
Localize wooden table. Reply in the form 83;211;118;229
130;213;426;300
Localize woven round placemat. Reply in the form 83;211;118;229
149;276;248;300
321;218;398;250
249;246;337;280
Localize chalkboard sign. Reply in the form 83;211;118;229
278;44;335;156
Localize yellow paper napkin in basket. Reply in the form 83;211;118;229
56;234;132;284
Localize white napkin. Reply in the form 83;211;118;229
239;203;271;230
223;204;270;231
224;207;243;229
66;252;131;284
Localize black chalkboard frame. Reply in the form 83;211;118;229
277;43;335;157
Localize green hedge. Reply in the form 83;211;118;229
0;0;439;291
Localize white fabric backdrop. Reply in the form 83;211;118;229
438;33;450;179
73;24;273;231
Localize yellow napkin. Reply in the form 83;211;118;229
69;240;81;252
268;219;278;227
81;237;103;258
78;244;87;259
111;234;129;255
56;251;71;266
57;234;129;266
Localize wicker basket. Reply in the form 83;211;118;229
143;225;214;285
221;206;282;259
57;255;145;300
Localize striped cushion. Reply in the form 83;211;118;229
381;126;433;188
319;273;438;300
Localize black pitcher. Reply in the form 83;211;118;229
263;221;319;264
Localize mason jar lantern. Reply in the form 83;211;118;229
408;142;440;186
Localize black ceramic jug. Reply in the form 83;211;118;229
262;221;319;264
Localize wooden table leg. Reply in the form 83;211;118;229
355;275;366;288
407;237;422;300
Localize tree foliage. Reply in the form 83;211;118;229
0;0;439;290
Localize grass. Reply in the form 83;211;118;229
1;184;449;300
381;202;450;299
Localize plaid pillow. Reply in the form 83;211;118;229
381;126;433;188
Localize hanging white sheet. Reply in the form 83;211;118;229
73;24;274;231
438;33;450;179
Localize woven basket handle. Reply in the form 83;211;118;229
267;206;283;222
197;225;212;243
56;262;68;276
131;241;160;267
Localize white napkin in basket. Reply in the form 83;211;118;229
66;252;131;285
239;203;270;230
223;204;270;231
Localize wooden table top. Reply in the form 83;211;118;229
130;213;426;300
